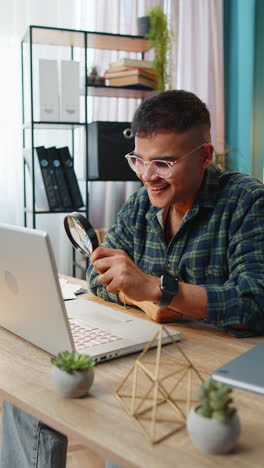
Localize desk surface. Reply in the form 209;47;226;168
0;276;264;468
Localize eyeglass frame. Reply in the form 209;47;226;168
125;143;206;178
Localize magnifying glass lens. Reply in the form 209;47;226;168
64;213;99;256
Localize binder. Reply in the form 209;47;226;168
45;146;73;209
35;146;62;210
39;59;60;121
57;146;84;209
24;149;49;211
60;60;80;122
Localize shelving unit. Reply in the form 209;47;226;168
21;25;152;276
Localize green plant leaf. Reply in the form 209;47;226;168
197;377;237;421
212;410;226;423
51;350;95;373
145;6;171;91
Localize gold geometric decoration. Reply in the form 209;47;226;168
116;326;204;444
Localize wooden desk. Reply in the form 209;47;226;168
0;277;263;468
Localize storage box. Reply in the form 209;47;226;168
87;121;138;181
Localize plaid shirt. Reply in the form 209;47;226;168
87;164;264;337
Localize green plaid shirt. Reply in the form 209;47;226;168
87;164;264;337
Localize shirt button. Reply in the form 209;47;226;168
167;263;172;269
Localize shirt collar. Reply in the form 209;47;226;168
146;164;223;224
193;163;223;209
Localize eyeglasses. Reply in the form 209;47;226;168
125;143;206;178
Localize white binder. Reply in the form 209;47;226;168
39;59;59;121
60;60;80;122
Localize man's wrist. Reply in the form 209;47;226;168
148;276;162;303
155;273;181;308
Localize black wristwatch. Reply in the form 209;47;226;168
155;272;182;308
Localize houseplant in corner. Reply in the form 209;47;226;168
51;351;95;398
187;377;240;454
145;6;171;91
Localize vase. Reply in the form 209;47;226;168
187;406;241;454
51;366;94;398
137;16;150;37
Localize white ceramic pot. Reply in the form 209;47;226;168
137;16;150;36
51;366;94;398
187;406;241;454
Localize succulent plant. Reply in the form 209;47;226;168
51;351;95;373
90;65;99;77
197;377;237;423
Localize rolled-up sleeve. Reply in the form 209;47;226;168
202;189;264;337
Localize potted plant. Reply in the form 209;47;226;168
51;351;95;398
144;6;171;92
214;141;237;170
87;66;105;86
187;377;241;454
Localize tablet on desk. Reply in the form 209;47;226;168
212;342;264;395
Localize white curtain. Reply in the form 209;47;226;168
175;0;224;151
0;0;81;275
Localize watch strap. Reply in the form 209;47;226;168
156;289;175;308
155;273;181;308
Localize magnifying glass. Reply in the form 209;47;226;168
64;212;99;256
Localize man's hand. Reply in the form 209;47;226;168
91;246;161;303
133;300;183;323
91;247;202;323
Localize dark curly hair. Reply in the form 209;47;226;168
131;90;211;137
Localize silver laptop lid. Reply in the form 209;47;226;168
212;342;264;394
0;223;74;355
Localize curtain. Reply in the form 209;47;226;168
0;0;79;275
224;0;264;180
175;0;225;154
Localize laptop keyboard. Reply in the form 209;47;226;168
68;317;122;351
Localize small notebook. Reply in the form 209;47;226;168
212;342;264;394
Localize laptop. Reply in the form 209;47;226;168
0;223;181;363
212;342;264;395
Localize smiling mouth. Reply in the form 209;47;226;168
148;184;169;192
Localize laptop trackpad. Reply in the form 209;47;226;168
65;298;131;328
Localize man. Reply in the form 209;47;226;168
88;89;264;337
1;90;264;468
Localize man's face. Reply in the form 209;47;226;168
134;129;213;210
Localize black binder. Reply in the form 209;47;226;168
35;146;62;210
46;146;73;210
57;146;84;209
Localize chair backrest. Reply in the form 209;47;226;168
95;228;107;244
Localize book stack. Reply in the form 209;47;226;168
104;58;156;89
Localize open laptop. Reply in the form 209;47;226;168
0;223;181;363
212;342;264;395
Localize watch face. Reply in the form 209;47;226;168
161;274;179;294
